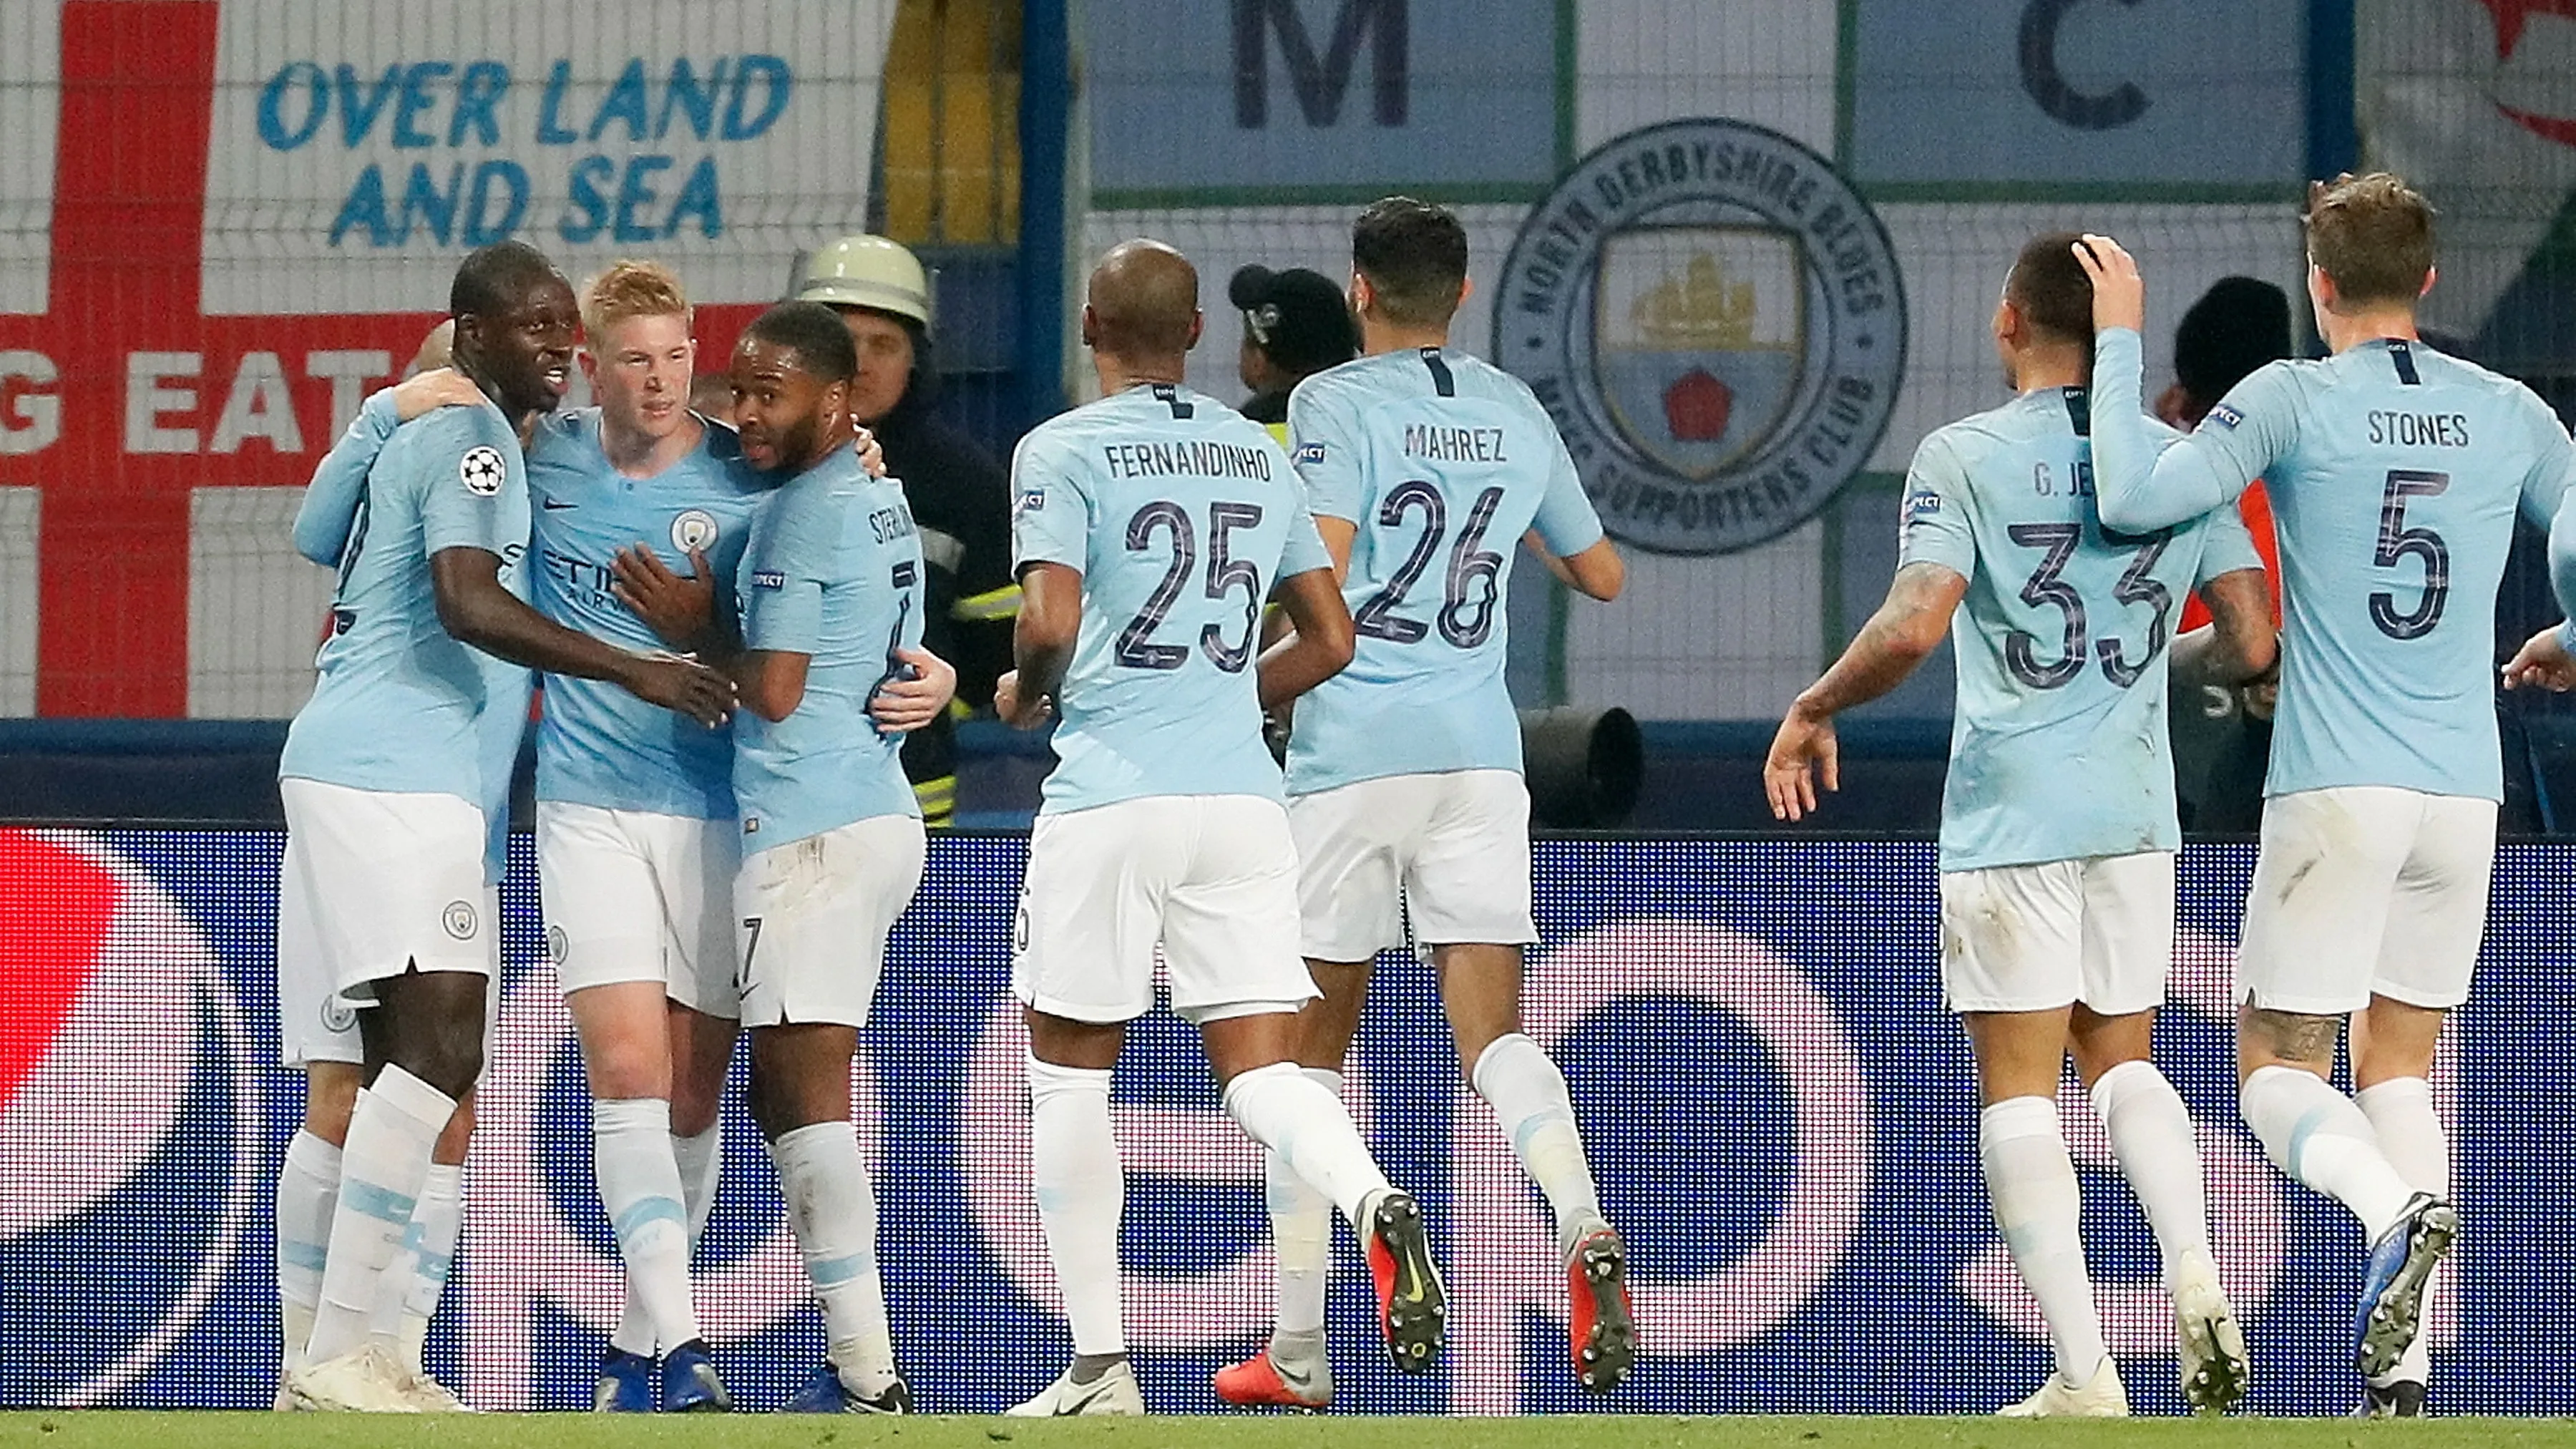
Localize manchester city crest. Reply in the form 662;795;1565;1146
670;508;721;553
1496;119;1906;555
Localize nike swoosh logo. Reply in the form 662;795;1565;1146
1061;1379;1118;1414
1273;1360;1322;1392
541;499;577;510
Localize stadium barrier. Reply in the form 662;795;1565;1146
3;828;2569;1415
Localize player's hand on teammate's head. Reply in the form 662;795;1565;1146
389;366;487;422
854;425;887;479
869;647;957;734
622;652;733;727
2502;625;2576;693
610;544;716;650
1763;703;1839;823
994;669;1051;729
2072;233;2147;336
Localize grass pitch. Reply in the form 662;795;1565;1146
6;1415;2576;1449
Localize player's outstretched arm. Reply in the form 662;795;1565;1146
294;401;388;565
2172;567;2280;686
1765;562;1966;821
430;547;733;727
1258;567;1358;711
294;372;499;565
997;561;1081;728
2075;234;2272;533
2505;492;2576;693
1526;532;1625;602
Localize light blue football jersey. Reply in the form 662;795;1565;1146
1010;382;1332;814
526;409;766;819
731;445;924;847
280;399;531;810
473;653;532;885
1282;348;1606;795
1900;386;2264;872
293;389;530;883
2093;328;2576;801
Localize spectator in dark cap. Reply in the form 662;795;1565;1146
2166;276;2293;628
2159;275;2297;429
1229;263;1360;434
2162;276;2293;831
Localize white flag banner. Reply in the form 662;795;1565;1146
2358;0;2576;358
202;0;894;315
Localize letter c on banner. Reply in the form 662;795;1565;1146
1446;917;1873;1412
2017;0;2149;131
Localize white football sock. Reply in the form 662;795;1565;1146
595;1097;697;1357
614;1123;723;1357
2358;1076;2446;1387
771;1121;897;1393
275;1130;342;1376
674;1124;722;1244
1981;1096;2109;1389
389;1161;461;1371
1222;1061;1392;1229
1026;1055;1126;1357
2240;1065;2414;1239
1473;1033;1605;1249
2089;1059;2210;1287
1266;1068;1340;1336
306;1066;452;1365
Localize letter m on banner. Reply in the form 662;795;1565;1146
1232;0;1408;128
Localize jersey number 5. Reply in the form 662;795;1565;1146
1115;500;1266;673
2369;469;2449;641
2003;521;2172;691
1352;481;1507;648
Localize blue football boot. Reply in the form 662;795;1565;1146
660;1339;731;1413
594;1348;655;1413
2355;1193;2459;1379
781;1362;912;1414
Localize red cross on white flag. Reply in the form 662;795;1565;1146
0;0;888;716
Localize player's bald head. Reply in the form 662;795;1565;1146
1084;240;1201;360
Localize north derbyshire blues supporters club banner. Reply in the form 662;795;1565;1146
4;828;2572;1415
1495;120;1905;558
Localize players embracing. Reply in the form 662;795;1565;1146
285;253;951;1413
278;242;735;1412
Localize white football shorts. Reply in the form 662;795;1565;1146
2237;786;2497;1014
1013;794;1319;1025
1938;850;2175;1015
734;814;926;1028
537;801;740;1018
275;827;361;1068
1288;769;1538;962
278;777;494;1004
